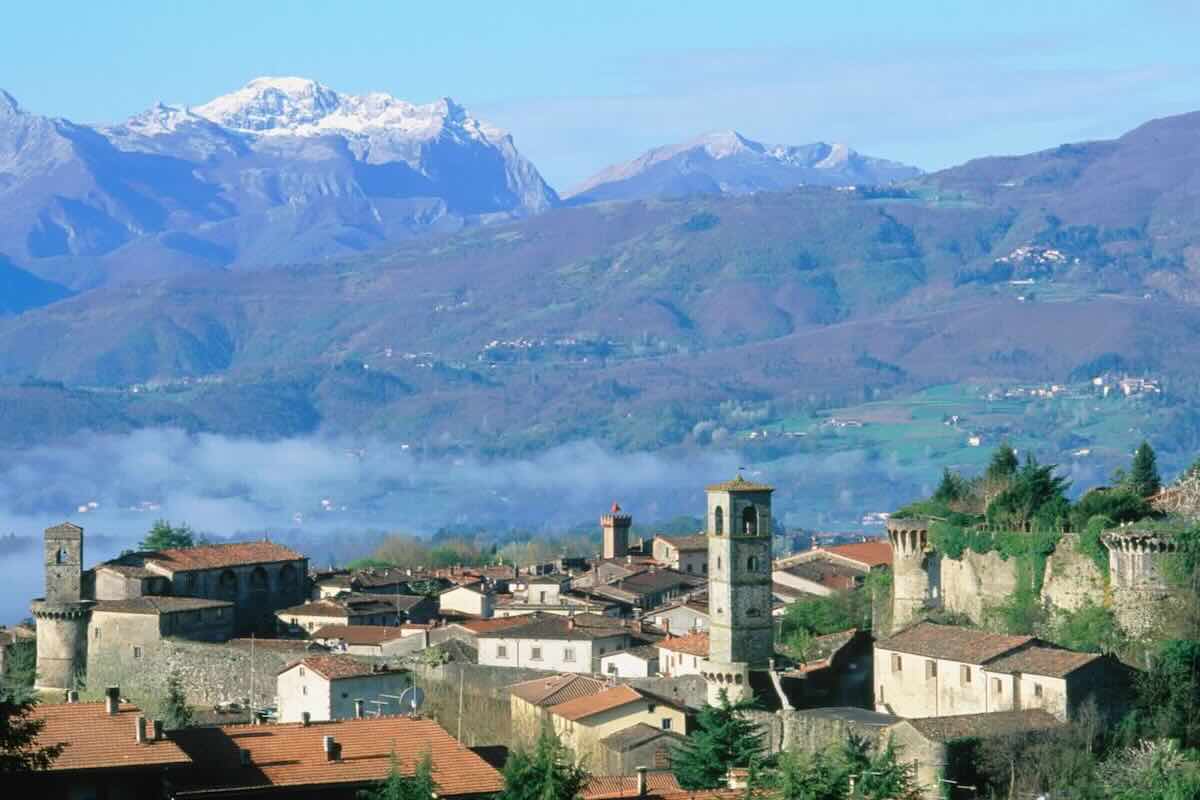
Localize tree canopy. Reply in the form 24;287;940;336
140;519;195;551
497;727;588;800
359;750;436;800
673;690;765;790
0;692;63;773
1128;441;1163;498
985;442;1019;482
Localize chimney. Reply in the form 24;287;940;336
663;619;671;637
354;699;364;719
323;735;339;761
105;686;120;715
66;689;78;704
239;748;252;766
567;617;575;631
152;720;164;741
135;715;147;744
301;711;311;727
636;766;648;797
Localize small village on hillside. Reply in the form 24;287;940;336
5;443;1200;799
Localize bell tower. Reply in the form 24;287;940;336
601;503;632;560
31;522;93;691
704;475;773;704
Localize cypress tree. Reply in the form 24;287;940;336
163;671;193;730
986;442;1019;482
1129;441;1162;498
497;727;587;800
673;690;765;790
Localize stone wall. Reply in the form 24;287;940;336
940;550;1021;622
1041;534;1106;612
781;708;896;754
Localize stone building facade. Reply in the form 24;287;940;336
30;523;93;691
1103;528;1179;636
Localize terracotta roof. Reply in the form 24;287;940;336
658;631;710;657
876;622;1034;664
507;673;608;707
280;597;402;618
985;646;1103;678
782;560;863;590
454;615;537;634
441;582;490;595
705;475;773;492
599;723;685;751
819;540;893;568
280;655;379;680
901;709;1061;742
601;644;661;661
31;701;192;772
92;597;233;615
549;684;645;721
527;574;569;585
311;625;412;645
656;535;708;552
145;541;304;573
478;613;629;642
584;772;682;799
169;716;503;797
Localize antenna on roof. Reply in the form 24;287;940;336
398;686;425;716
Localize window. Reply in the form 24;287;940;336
702;564;708;575
133;646;142;659
1034;683;1044;698
299;666;305;676
598;647;606;655
714;507;724;535
661;718;672;730
94;627;101;640
342;692;349;699
496;644;508;659
925;660;937;679
291;617;299;625
878;685;884;703
563;648;576;662
960;665;972;685
530;646;543;661
302;685;308;696
747;556;758;571
686;564;693;573
746;608;761;618
891;654;902;673
607;663;618;675
539;591;547;603
741;506;758;536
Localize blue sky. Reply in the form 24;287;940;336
4;1;1199;189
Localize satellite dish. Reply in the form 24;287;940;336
398;686;425;714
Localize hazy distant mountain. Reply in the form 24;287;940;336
0;253;70;315
0;78;559;289
564;131;922;204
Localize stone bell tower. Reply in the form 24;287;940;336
703;475;773;704
30;522;93;691
601;503;632;560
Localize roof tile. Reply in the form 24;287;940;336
144;541;304;572
876;622;1034;664
549;684;645;721
31;702;192;772
507;674;608;707
658;631;709;657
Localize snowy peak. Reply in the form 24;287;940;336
566;131;922;204
189;77;496;141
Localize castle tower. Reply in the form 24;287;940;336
601;503;632;560
30;522;93;691
887;518;933;631
703;475;773;704
1103;528;1179;637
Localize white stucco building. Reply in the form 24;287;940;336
276;654;411;723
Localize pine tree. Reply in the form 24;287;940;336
1128;441;1162;498
932;468;966;504
359;750;436;800
140;520;195;551
673;690;765;790
0;695;63;772
986;442;1020;482
497;727;588;800
163;671;193;730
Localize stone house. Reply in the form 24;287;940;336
883;709;1062;800
167;715;503;799
651;535;709;576
88;597;235;672
94;541;308;635
276;654;411;723
311;624;429;657
600;645;661;678
658;632;710;678
546;684;689;774
642;597;710;634
477;613;633;674
597;723;687;775
314;567;436;599
519;574;572;605
587;569;705;613
19;691;192;798
508;673;609;743
439;583;495;618
277;594;433;636
873;622;1122;721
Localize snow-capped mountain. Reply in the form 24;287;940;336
565;131;921;204
0;78;558;289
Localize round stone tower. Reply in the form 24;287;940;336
30;522;93;691
702;475;774;705
886;518;933;632
1102;527;1178;637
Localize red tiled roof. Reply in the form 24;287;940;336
454;615;536;634
507;674;608;707
145;541;304;572
656;534;708;552
901;709;1061;742
311;625;412;645
549;684;644;722
877;622;1034;664
31;701;192;772
819;541;892;568
92;597;233;615
280;655;378;681
169;716;503;797
584;773;682;799
985;646;1103;678
658;631;709;657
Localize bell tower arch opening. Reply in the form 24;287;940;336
741;506;758;536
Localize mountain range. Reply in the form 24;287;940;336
2;83;1200;458
0;77;919;292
